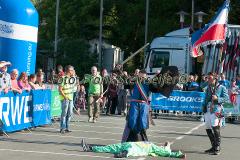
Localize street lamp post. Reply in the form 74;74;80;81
176;11;189;28
98;0;103;68
195;11;207;29
191;0;194;28
144;0;149;45
54;0;60;70
144;0;149;66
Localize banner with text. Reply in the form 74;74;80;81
0;91;32;132
32;90;51;126
151;90;206;112
0;90;52;132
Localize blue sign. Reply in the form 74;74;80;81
0;91;32;132
32;90;51;126
0;90;52;132
151;90;206;112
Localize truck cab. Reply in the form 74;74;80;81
145;28;192;76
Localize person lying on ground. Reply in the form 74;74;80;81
81;139;186;159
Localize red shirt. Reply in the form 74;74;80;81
58;71;65;77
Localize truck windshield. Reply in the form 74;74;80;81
149;50;170;68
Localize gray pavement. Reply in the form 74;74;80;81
0;113;240;160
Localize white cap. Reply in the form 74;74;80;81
0;61;11;68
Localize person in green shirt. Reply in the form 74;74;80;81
81;139;186;159
59;65;75;134
83;66;103;123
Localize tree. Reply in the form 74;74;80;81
33;0;240;75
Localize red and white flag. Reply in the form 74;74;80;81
191;0;230;57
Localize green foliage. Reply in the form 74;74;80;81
34;0;240;75
58;38;96;76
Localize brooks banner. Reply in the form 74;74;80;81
151;90;206;112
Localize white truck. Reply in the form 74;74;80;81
144;27;192;76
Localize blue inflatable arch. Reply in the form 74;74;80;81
0;0;39;74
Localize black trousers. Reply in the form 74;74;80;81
206;126;221;151
126;130;148;142
106;96;118;114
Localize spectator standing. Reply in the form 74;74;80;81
0;61;11;94
218;73;230;89
229;79;240;105
83;66;103;123
200;74;208;90
107;73;118;115
183;75;200;91
194;74;199;82
37;68;45;82
117;71;129;116
229;79;240;120
18;72;31;92
72;69;79;109
10;69;22;94
48;69;58;84
101;68;110;113
75;84;87;114
236;74;240;87
29;74;38;89
59;65;75;134
0;61;11;136
36;73;46;89
57;65;65;78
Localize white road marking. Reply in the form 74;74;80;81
70;123;195;134
69;123;191;130
175;123;205;141
18;132;121;142
73;117;197;125
39;127;178;139
0;148;148;160
0;148;113;159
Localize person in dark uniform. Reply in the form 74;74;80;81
126;70;150;141
122;66;179;142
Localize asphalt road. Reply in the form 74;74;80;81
0;113;240;160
